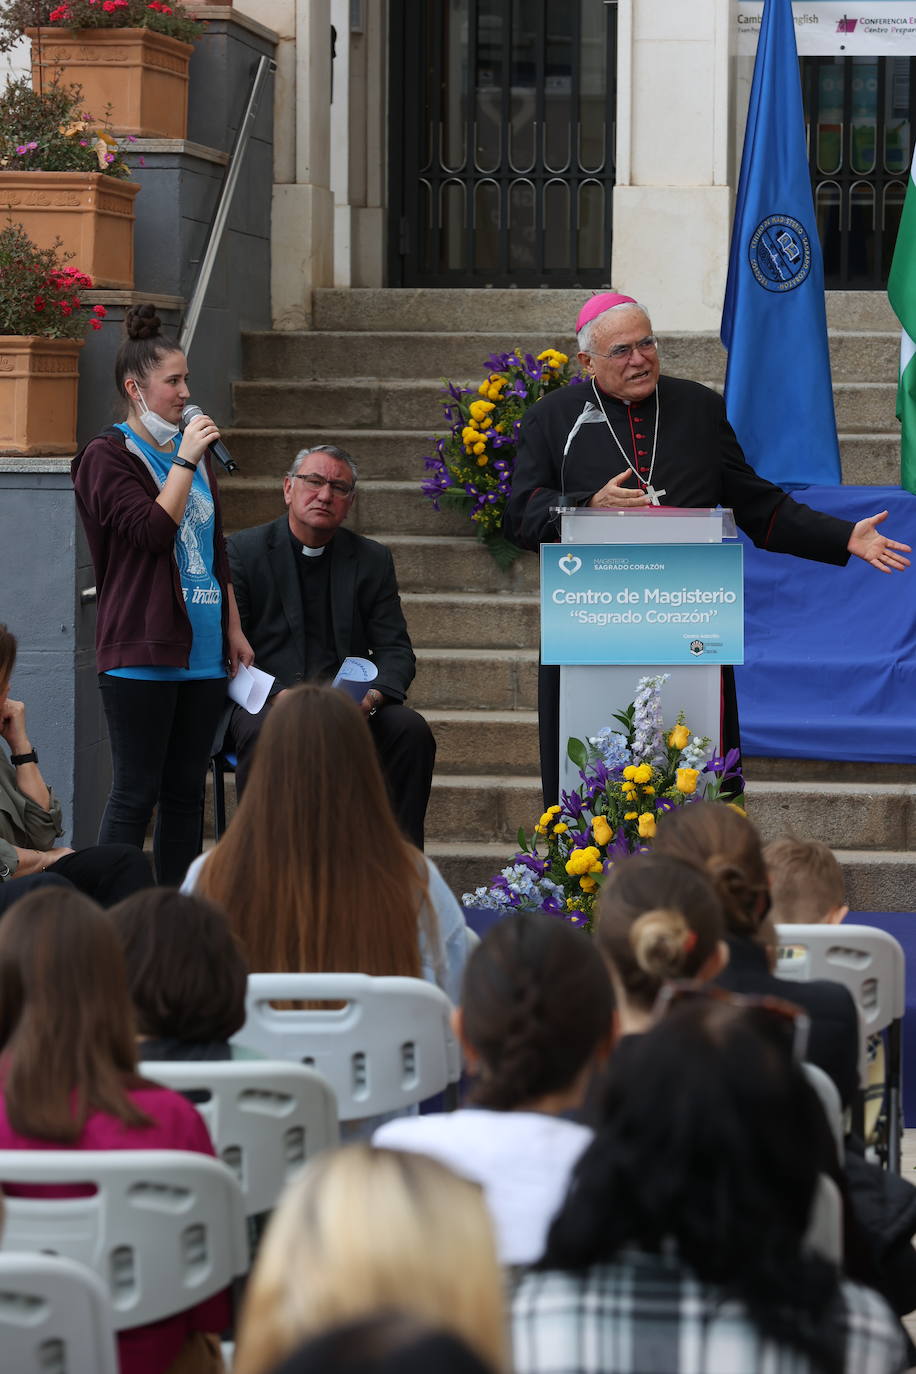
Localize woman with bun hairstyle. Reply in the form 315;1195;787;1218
72;305;253;884
594;852;728;1035
374;910;614;1266
652;802;860;1109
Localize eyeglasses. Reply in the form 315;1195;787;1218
589;335;658;362
292;473;355;498
651;980;810;1062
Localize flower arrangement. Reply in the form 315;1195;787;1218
0;77;131;176
421;348;581;569
0;0;201;50
0;221;106;339
462;674;744;932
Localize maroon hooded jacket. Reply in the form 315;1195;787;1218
71;427;231;672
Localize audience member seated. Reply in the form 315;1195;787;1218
594;852;728;1037
0;623;153;913
765;836;849;927
233;1144;506;1374
374;911;613;1265
512;993;907;1374
184;685;472;1005
264;1312;498;1374
652;802;861;1109
111;887;256;1062
0;887;231;1374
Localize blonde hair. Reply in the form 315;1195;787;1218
233;1145;507;1374
630;908;697;980
763;837;845;924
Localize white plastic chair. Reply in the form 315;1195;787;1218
232;974;458;1122
802;1061;845;1159
143;1060;340;1215
0;1150;249;1329
0;1252;118;1374
776;923;906;1171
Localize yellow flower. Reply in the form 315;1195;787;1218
579;875;598;893
643;786;655;795
476;455;488;466
565;845;601;877
638;812;657;838
592;815;613;847
469;400;495;421
478;380;490;396
538;811;553;828
473;442;486;455
676;768;700;796
553;822;568;834
668;724;690;751
566;898;576;910
547;805;562;816
622;765;637;781
535;824;548;836
493;423;505;433
728;802;747;816
624;811;638;820
553;351;568;364
633;764;653;784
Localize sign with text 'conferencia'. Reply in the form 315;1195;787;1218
540;544;745;667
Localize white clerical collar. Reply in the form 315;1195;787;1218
301;544;326;558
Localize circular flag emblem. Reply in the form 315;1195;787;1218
748;214;812;293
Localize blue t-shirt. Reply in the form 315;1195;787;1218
107;425;226;681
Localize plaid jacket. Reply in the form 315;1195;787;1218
512;1251;907;1374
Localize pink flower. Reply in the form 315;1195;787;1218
92;305;106;317
79;139;88;147
33;297;45;311
91;320;103;330
59;303;73;315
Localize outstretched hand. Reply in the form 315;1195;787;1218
847;511;912;574
587;470;652;509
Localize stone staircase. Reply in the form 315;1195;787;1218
220;288;915;910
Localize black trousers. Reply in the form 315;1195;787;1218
227;698;437;849
98;674;228;885
538;662;742;809
0;845;153;915
0;871;71;917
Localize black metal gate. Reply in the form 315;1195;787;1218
388;0;617;287
801;55;916;288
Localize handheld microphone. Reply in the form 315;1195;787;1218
180;404;239;474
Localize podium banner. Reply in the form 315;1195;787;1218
541;542;745;666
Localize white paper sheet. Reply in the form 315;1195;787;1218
227;662;275;715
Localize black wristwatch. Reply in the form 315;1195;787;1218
9;749;38;766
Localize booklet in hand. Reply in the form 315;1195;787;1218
333;656;378;704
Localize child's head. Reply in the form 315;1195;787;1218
459;910;614;1112
763;837;847;926
594;853;727;1027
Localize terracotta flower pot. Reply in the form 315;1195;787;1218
28;27;193;139
0;336;84;456
0;171;140;289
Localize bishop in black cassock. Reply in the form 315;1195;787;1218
503;294;911;807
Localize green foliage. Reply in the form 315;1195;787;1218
0;0;201;52
0;77;130;176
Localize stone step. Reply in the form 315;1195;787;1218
744;757;916;784
241;329;896;386
390;536;538;595
428;774;541;843
434;845;916;912
425;708;539;775
413;648;538;711
232;376;897;436
222;425;901;487
216;476;472;538
403;592;537;649
310;288;897;336
746;781;916;851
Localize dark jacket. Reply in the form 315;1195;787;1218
716;934;861;1109
71;427;231;672
227;517;416;702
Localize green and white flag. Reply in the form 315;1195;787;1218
888;145;916;495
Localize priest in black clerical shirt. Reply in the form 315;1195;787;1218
503;292;911;807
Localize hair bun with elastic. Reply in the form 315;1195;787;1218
125;304;162;342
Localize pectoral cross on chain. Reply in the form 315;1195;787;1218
645;485;666;506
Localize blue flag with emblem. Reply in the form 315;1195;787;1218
720;0;840;487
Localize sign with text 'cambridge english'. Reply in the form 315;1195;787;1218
540;544;745;667
735;3;916;55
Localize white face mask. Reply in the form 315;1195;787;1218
132;382;181;446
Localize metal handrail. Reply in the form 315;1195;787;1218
179;54;277;357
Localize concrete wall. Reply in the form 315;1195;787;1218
0;463;106;849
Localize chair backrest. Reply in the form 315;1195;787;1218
232;974;455;1121
803;1174;843;1264
142;1060;340;1215
0;1150;249;1330
802;1061;845;1157
775;923;906;1033
0;1252;119;1374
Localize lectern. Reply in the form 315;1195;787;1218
540;507;743;797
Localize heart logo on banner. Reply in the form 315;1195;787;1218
559;554;582;576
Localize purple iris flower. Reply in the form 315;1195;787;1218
560;788;585;820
